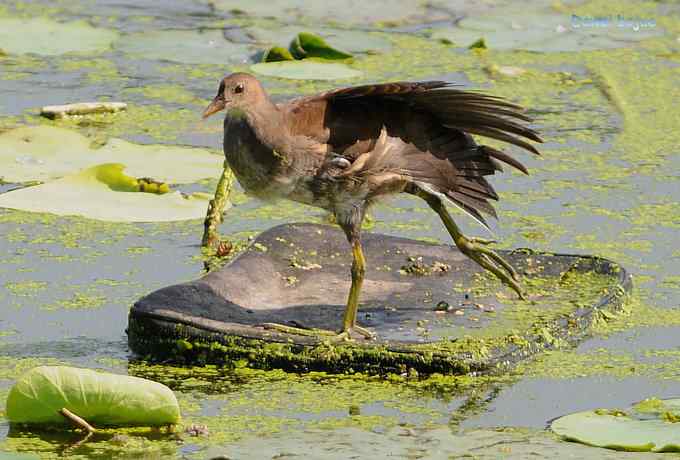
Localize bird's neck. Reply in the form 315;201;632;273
231;99;283;149
223;99;286;177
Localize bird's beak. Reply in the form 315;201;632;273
202;96;226;119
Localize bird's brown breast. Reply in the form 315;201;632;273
223;115;328;205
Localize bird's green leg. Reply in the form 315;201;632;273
202;161;235;249
422;193;526;299
260;233;374;341
337;237;375;340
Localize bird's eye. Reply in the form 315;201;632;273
233;84;244;94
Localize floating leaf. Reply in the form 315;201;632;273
6;366;180;427
115;29;254;65
0;164;214;222
246;26;392;55
0;18;118;56
468;38;487;50
430;9;663;52
289;32;353;60
250;61;362;80
551;398;680;452
0;126;222;183
262;46;294;62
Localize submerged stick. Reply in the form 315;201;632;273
41;102;127;119
59;407;96;433
201;160;235;248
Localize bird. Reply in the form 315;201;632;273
201;72;542;340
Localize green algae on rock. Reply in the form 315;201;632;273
0;164;213;222
551;398;680;452
0;18;118;56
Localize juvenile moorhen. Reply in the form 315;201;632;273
202;73;542;340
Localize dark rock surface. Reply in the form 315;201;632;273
128;223;632;374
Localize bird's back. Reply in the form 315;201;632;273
279;81;541;226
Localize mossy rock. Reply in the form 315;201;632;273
128;223;632;375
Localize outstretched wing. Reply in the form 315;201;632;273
282;81;542;226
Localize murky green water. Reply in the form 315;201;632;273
1;0;679;458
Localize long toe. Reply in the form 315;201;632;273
260;322;337;337
460;243;526;299
334;326;376;342
350;325;376;340
477;246;520;282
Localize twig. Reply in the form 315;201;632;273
59;407;96;433
41;102;127;119
201;161;235;248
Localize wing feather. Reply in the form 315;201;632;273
284;80;542;223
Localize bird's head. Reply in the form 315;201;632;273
202;72;267;119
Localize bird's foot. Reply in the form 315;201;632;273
260;323;376;341
455;236;526;300
335;325;376;342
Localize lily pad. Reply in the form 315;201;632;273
0;125;222;183
431;9;663;52
115;29;254;65
551;398;680;452
0;18;118;56
6;366;180;427
247;26;392;55
289;32;353;60
211;0;426;26
262;46;295;62
250;61;362;80
0;163;213;222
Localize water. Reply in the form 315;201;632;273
1;0;679;458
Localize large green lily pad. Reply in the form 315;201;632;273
551;398;680;452
115;29;254;65
0;125;222;183
250;61;362;80
0;18;118;56
6;365;180;427
431;9;663;52
0;163;212;222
